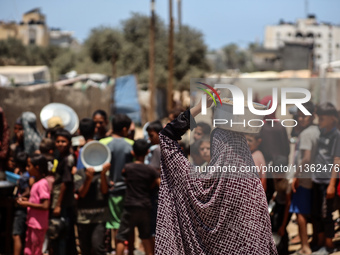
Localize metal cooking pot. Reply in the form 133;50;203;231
213;98;268;134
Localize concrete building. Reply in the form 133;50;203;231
264;15;340;67
49;28;80;49
0;8;78;49
0;8;49;46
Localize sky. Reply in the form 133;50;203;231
0;0;339;50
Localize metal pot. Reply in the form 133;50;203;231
213;99;267;133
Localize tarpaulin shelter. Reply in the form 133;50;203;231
0;66;50;85
113;75;141;124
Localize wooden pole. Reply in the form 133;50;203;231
177;0;182;32
167;0;174;113
149;0;156;121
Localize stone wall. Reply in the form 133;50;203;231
0;84;113;134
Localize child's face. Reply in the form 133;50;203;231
14;124;24;142
297;111;313;129
7;156;15;170
318;115;336;131
194;127;204;141
93;114;107;135
199;141;210;162
27;158;39;178
55;136;70;154
245;135;261;153
148;130;160;145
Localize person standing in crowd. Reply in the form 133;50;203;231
12;152;30;255
0;107;9;177
50;129;76;255
146;120;162;250
155;96;277;254
116;139;160;255
10;117;24;158
101;114;134;252
190;139;206;167
74;118;110;255
92;110;109;140
245;133;266;191
76;118;96;171
311;103;340;253
193;122;211;142
17;154;51;255
258;96;290;202
270;156;292;255
21;112;42;156
290;102;319;255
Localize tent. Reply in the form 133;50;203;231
0;66;50;85
113;75;141;124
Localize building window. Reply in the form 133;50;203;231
317;55;321;59
336;44;340;48
306;33;314;38
29;28;36;45
317;44;321;48
318;33;322;38
287;33;291;37
329;33;332;38
296;32;303;38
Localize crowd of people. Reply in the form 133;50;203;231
0;107;165;255
1;95;340;255
189;98;340;255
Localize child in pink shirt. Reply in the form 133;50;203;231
17;154;51;255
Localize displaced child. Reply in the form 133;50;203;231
245;133;266;191
311;102;340;252
146;120;162;249
17;154;51;255
50;129;77;255
101;114;134;252
76;118;95;170
290;102;319;255
116;139;160;255
269;156;291;255
74;117;110;255
93;110;109;140
12;152;30;255
193;122;211;141
198;136;211;166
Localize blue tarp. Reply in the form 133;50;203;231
113;75;141;123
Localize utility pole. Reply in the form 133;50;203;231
177;0;182;32
167;0;174;113
305;0;309;17
149;0;156;121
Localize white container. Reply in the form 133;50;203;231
81;141;111;172
213;98;267;134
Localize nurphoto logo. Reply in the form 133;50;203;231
197;82;311;128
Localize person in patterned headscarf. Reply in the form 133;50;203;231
155;97;277;255
21;112;42;156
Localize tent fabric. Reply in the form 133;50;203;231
114;74;141;123
0;66;50;85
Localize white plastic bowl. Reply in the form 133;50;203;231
81;141;111;172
